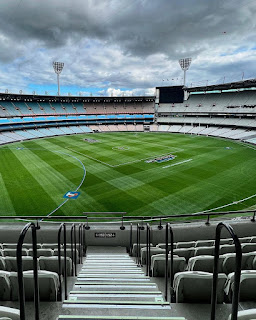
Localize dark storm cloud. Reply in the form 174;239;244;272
0;0;255;60
0;0;255;94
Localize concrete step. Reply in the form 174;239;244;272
58;315;185;319
86;257;132;260
76;278;151;282
63;300;170;306
70;291;162;295
80;271;144;274
74;284;158;290
84;261;136;268
82;265;141;272
78;274;147;278
68;294;164;302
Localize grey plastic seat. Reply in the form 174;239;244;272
173;248;195;261
41;243;61;250
2;243;41;249
2;244;18;250
250;236;256;243
53;248;79;261
5;256;37;272
228;308;256;320
225;270;256;302
140;247;165;265
0;271;11;300
39;256;72;276
194;246;215;256
222;252;256;274
151;254;186;277
2;249;28;257
132;243;153;257
9;270;59;301
0;257;6;270
219;244;235;255
220;238;233;245
239;237;252;243
156;243;176;250
241;243;256;253
176;241;196;249
195;240;214;247
174;271;227;303
0;306;19;320
28;248;53;257
187;255;225;273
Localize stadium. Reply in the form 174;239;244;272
0;0;256;319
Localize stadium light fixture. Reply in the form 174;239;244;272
53;61;64;96
179;58;192;87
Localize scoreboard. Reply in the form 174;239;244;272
156;86;184;103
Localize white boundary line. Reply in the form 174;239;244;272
162;159;193;169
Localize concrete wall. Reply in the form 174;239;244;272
0;218;255;249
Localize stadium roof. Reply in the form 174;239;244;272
187;78;256;93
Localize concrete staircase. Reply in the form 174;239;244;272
58;246;186;320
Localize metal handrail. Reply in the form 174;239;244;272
57;223;67;301
165;223;174;302
146;224;149;276
70;223;77;276
82;223;86;256
78;224;83;264
17;222;40;320
1;209;255;222
129;223;133;256
210;222;242;320
146;224;151;277
120;216;125;230
136;224;142;266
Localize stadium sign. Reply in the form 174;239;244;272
95;232;116;238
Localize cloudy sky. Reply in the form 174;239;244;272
0;0;255;96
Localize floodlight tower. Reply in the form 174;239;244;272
179;58;192;87
53;61;64;96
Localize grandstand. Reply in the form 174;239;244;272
0;80;256;319
1;80;256;145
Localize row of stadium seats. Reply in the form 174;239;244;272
171;270;256;303
0;242;75;249
157;90;256;114
157;116;256;129
150;251;256;276
0;100;155;116
0;248;79;260
0;124;145;145
132;235;256;256
0;256;72;275
0;270;59;301
153;124;256;140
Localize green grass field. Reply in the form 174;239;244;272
0;132;256;218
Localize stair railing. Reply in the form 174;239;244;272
82;223;87;256
57;223;67;301
129;223;133;256
136;223;142;266
210;222;242;320
165;223;174;302
17;222;40;320
146;223;151;276
70;223;77;276
78;223;83;264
